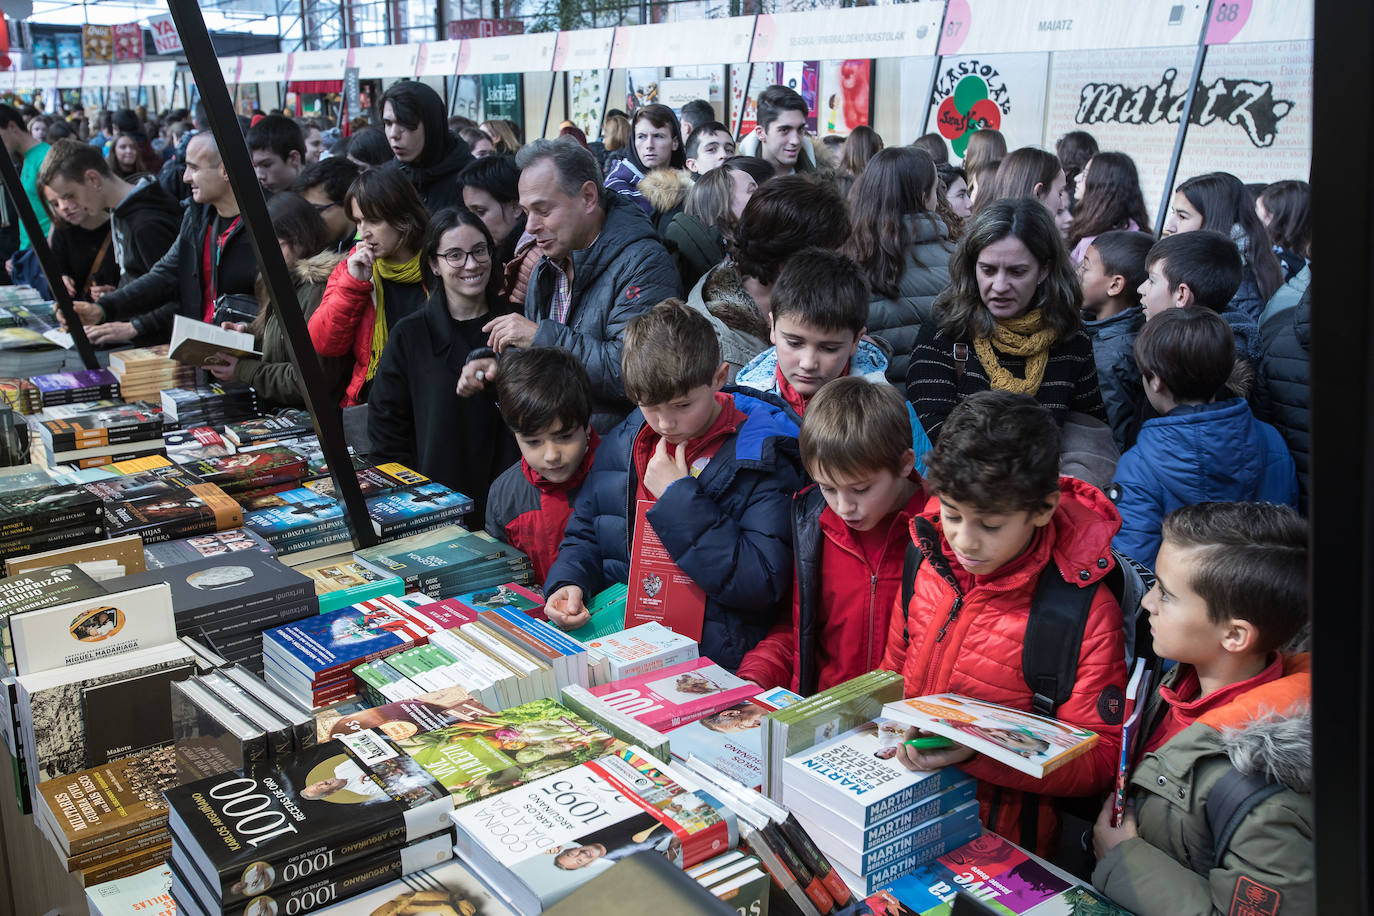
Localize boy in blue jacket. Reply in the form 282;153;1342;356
543;298;807;670
1110;308;1297;568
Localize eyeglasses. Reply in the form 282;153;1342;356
437;244;491;267
309;201;339;214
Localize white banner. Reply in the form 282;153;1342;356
108;61;144;88
350;43;422;79
287;49;349;82
33;70;57;91
751;3;943;63
148;14;182;55
218;56;241;86
554;27;614;72
415;40;463;77
81;65;111;90
143;60;177;93
939;0;1206;55
56;68;83;89
238;52;290;84
458;33;556;75
611;18;755;69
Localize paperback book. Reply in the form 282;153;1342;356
314;685;492;744
666;687;803;789
30;368;121;406
168;314;260;367
142;528;276;570
224;409;313;447
577;657;759;731
35;746;176;857
162;426;234;463
302;462;428;499
178;447;307;495
861;834;1073;916
84;468;241;544
366;482;474;537
299;858;514;916
298;556;405;613
242;486;346;548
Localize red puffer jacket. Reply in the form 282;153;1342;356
880;477;1127;856
308;253;377;407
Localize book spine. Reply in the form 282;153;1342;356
0;503;102;536
740;821;824;916
780;815;851;908
78;839;171;886
0;523;106;558
60;804;170;859
64;823;169;870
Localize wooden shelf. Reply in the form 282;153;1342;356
0;748;90;916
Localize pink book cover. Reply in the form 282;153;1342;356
585;656;759;730
411;598;481;631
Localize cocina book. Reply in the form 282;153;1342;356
163;729;454;907
574;657;760;732
880;694;1100;779
451;746;736;916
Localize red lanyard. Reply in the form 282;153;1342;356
208;215;241;305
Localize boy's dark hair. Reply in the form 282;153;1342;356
345;127;392;167
494;347;593;437
0;104;24;131
38;138;112;187
293;155;361;202
730;176;850;285
756;85;808;133
344;168;430;255
912;132;949;165
681;99;716;127
772;248;869;335
622;298;721;405
801;377;912;480
246;114;305;162
1161;502;1309;654
685;121;732;161
457;154;520;204
1133;307;1234;402
1090;229;1153;300
1145;231;1243;312
923;391;1061;514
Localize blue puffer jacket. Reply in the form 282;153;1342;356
1109;398;1298;569
1082;306;1145;452
545;388;807;671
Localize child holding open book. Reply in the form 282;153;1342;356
1092;502;1312;915
884;391;1127;856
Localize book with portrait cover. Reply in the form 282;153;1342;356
880;694;1100;779
304;858;514;916
313;684;492;745
580;657;760;732
666;687;803;789
0;562;107;668
164;730;453;907
8;582;176;676
142;528;276;570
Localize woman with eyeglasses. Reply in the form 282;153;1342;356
367;207;519;519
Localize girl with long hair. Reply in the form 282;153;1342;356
835;125;884;198
906;198;1105;440
961;128;1006;180
976;147;1071;237
1066;152;1152;264
842;147;953;384
1166;172;1284;319
1256;179;1311;278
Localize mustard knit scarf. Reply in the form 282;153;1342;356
972;309;1058;395
366;251;424;381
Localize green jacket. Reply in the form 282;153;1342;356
1093;655;1312;916
233;250;352;409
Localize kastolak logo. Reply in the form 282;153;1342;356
932;61;1010;157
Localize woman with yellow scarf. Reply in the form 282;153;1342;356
309;168;430;406
906;198;1106;442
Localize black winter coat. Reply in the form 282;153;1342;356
1083;306;1145;452
386;133;472;215
1258;289;1311;512
110;177;183;284
367;288;518;521
97;202;257;342
864;215;953;385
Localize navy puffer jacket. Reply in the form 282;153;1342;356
545;388;807;671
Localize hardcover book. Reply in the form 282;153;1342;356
667;688;803;789
162;426;234;463
164;730;453;906
142;528;276;569
8;582;176;676
395;697;622;804
0;562;107;667
880;695;1100;779
295;857;515;916
581;657;759;731
178;447;307;494
262;594;443;688
224;409;313;447
366;483;474;536
0;482;103;535
35;746;176;857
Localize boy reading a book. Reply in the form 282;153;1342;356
734;248;888;416
1092;502;1311;915
737;378;925;693
886;391;1127;856
543;298;807;671
485;348;599;585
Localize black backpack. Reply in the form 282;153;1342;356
897;516;1159;717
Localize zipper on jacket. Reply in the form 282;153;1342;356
866;574;878;669
934;596;963;642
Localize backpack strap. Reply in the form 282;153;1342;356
1201;768;1284;874
900;539;925;647
952;342;969;384
1022;568;1097;717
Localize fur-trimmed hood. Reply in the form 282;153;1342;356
1218;706;1312;794
689;262;770;342
638;168;694;214
295;249;346;286
735;338;890;392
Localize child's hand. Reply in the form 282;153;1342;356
1092;795;1139;859
545;585;588;628
644;438;689;498
895;726;977;771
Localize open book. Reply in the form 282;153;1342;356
169;315;260;367
881;693;1100;778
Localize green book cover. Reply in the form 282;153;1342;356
565;582;629;641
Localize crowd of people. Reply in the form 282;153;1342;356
4;84;1314;914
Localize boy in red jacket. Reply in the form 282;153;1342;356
485;348;599;585
886;391;1128;856
738;378;924;693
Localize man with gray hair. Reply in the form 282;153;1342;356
461;137;680;430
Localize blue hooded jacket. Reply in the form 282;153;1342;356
1110;398;1298;568
545;388;807;670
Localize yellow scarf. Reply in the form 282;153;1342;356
366;251;424;381
972;309;1058;395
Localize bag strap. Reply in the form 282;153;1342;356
81;233;112;300
1022;568;1097;717
900;539;925;647
952;341;969;384
1202;768;1284;874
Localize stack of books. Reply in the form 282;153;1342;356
451;746;735;915
688;851;772;915
366;482;475;538
862;834;1079;914
562;657;759;733
160;382;258;430
169;666;317;782
0;482;106;561
82;466;241;544
353;525;535;601
666;687;803;789
117;550;317;672
780;721;980;895
242;485;349;557
142;527;276;569
0;376;41;413
30;401;165;469
30;368;121;407
107;345;195;402
575;619;697;685
223;408;314;447
161;425;234;463
34;748;177;886
296;554;405;613
180;445;308;497
302;462;431;499
164;733;455;916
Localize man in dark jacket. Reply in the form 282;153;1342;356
1257;287;1311;512
379;81;471;215
39;138;182;294
71;132;256;345
459;138;681;431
